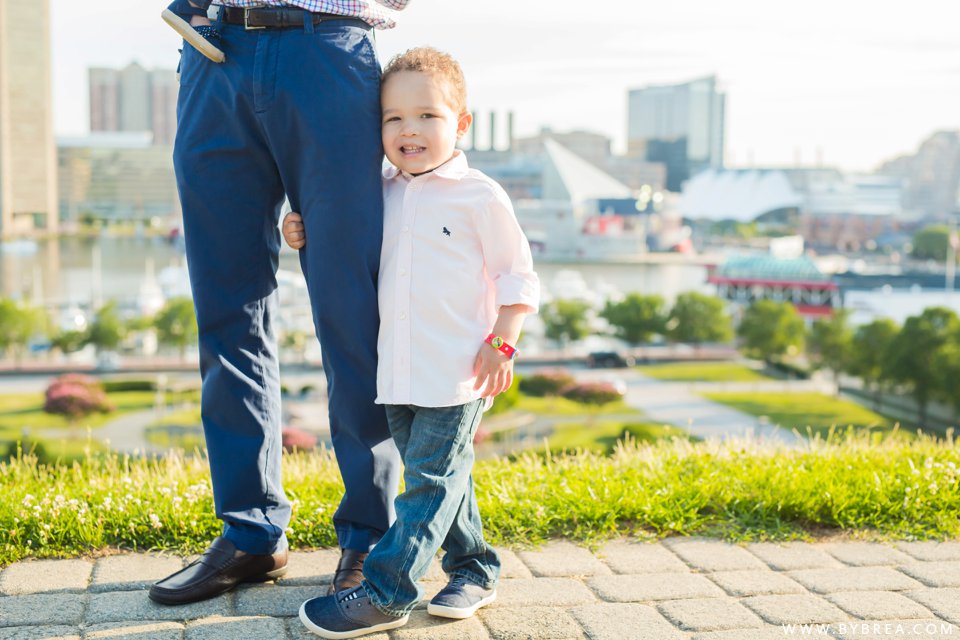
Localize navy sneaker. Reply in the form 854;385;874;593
299;585;409;639
161;0;225;63
427;576;497;619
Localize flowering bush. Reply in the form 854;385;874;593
560;381;624;406
43;374;113;422
518;369;576;397
282;427;318;453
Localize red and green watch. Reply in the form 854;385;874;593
485;333;518;360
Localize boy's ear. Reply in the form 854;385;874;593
456;112;473;140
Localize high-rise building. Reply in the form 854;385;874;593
89;63;178;145
0;0;58;237
627;76;725;192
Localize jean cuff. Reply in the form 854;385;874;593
361;580;416;618
334;522;383;553
222;524;287;555
450;570;498;591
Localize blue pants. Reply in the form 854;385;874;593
362;401;501;616
174;13;400;555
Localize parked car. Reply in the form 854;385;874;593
586;351;636;369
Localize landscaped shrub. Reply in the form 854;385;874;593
102;379;156;393
282;427;318;452
43;374;113;422
518;370;576;397
560;381;624;406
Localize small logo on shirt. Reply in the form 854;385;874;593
442;227;451;236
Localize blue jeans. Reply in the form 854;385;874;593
174;13;400;554
361;400;501;616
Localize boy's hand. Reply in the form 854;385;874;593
473;344;514;398
282;212;305;250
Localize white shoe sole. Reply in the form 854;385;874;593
427;591;497;619
161;9;225;63
298;602;409;639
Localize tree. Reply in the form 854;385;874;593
911;226;956;262
807;309;854;387
87;301;126;354
885;307;959;426
0;298;45;365
51;329;88;355
541;299;591;346
846;318;899;411
600;293;666;345
154;297;199;359
666;292;734;346
932;333;960;419
736;300;805;363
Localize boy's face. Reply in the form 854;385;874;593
381;70;472;175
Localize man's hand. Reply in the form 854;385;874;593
473;344;514;398
282;212;306;250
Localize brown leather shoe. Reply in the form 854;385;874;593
149;536;287;605
326;548;368;595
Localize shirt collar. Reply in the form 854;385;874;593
382;150;470;182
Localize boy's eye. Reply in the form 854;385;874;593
383;116;400;123
420;113;435;119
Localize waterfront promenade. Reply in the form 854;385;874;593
2;538;959;639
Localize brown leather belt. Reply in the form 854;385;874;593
222;6;363;30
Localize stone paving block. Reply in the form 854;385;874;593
741;594;848;625
84;621;184;639
0;560;93;595
706;570;805;597
287;616;390;640
825;590;933;619
587;573;724;602
569;602;685;640
657;597;763;632
895;541;960;562
392;609;490;639
596;541;689;575
692;628;833;640
493;578;595;607
234;584;320;617
904;588;960;625
185;615;286;640
0;626;81;640
85;590;231;624
746;542;844;571
831;620;960;639
0;593;85;626
493;548;533;579
480;606;585;640
90;555;184;593
820;542;913;567
422;558;447;583
516;541;611;577
276;549;339;587
787;567;922;594
898;561;960;588
663;538;766;572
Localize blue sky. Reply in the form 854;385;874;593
52;0;960;172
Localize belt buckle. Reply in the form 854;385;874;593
243;8;266;30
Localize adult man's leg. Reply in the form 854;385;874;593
150;28;291;605
257;17;401;590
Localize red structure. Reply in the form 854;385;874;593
708;255;839;318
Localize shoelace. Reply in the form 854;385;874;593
338;586;364;604
446;576;470;592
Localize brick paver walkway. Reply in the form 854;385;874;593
2;538;960;639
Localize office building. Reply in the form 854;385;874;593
89;63;178;145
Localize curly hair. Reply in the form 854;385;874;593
382;46;467;115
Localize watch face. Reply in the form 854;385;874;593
491;336;504;348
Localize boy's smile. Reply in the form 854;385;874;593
381;70;472;175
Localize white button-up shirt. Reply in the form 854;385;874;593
376;151;540;408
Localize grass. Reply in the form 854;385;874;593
512;396;638;416
148;407;203;429
637;361;771;382
543;421;694;454
3;429;960;565
704;392;900;437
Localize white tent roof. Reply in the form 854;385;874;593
679;169;802;221
542;139;634;205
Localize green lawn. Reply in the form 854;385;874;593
3;431;960;564
637;361;770;382
513;396;638;416
703;391;900;437
545;420;693;454
148;407;203;429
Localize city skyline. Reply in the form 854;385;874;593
50;0;960;173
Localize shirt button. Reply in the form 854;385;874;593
400;313;407;320
400;269;407;276
402;226;410;233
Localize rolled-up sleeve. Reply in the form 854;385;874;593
474;185;540;313
374;0;411;9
